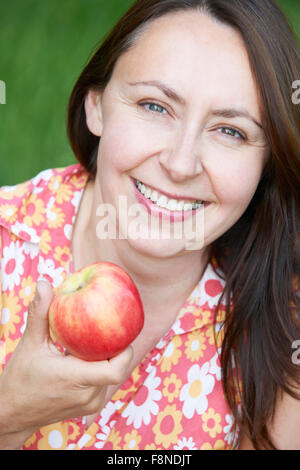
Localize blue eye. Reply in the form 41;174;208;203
142;102;167;115
218;127;246;140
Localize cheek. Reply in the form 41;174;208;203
98;114;160;172
211;157;264;210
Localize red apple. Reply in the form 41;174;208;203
48;262;144;361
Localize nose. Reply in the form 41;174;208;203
158;131;204;183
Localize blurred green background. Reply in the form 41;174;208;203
0;0;299;186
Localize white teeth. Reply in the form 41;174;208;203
135;180;204;211
144;187;151;199
184;203;193;211
150;190;158;203
157;195;168;207
167;199;178;211
176;200;185;211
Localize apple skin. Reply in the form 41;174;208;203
48;262;144;361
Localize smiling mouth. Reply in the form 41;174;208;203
134;179;205;212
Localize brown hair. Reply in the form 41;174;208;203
67;0;300;449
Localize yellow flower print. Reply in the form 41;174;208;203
145;443;163;450
176;304;196;321
37;422;80;450
215;306;226;324
39;230;51;255
123;430;142;450
205;324;224;348
202;408;222;438
113;366;141;401
49;177;73;205
185;329;207;361
1;291;21;338
21;194;45;227
160;335;182;372
163;373;182;403
54;246;71;267
57;183;73;205
0;337;18;369
105;428;122;449
54;167;69;173
47;205;65;229
49;176;62;197
0;180;31;200
19;276;35;307
200;440;225;450
80;423;98;449
69;173;88;189
0;204;18;223
194;308;212;328
23;432;38;449
153;404;183;449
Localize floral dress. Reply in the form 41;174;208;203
0;163;238;450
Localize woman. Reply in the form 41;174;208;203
0;0;299;450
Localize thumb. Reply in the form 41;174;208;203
24;280;54;346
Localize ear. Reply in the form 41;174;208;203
84;89;103;137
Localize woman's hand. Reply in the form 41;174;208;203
0;280;133;449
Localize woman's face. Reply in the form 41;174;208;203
85;10;269;259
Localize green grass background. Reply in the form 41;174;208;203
0;0;299;186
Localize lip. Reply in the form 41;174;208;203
130;177;210;223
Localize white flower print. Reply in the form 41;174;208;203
93;400;123;448
192;263;225;309
38;257;65;287
156;337;168;350
94;420;117;449
122;366;162;429
171;318;185;335
1;185;18;193
98;400;123;428
64;223;73;241
173;437;197;450
180;362;215;419
22;240;40;260
46;196;58;222
71;190;84;209
223;413;240;447
209;348;222;381
10;221;40;243
20;310;28;334
2;241;25;291
224;414;234;445
32;168;54;186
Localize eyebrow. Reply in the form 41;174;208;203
128;79;263;129
128;80;185;105
210;108;263;130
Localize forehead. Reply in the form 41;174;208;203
110;10;261;118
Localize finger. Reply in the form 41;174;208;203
64;346;134;386
24;280;54;347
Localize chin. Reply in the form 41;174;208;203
126;236;191;259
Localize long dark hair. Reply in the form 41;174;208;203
67;0;300;449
